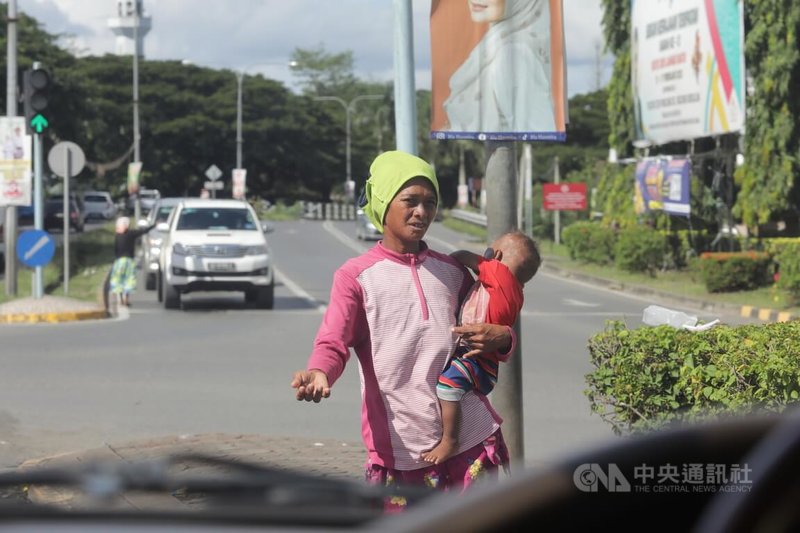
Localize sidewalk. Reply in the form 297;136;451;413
20;433;365;511
0;295;107;324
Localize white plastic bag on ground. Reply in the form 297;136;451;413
642;305;720;331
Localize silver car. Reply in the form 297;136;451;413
142;197;183;291
81;191;118;220
355;208;381;241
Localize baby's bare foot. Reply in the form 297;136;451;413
422;437;458;465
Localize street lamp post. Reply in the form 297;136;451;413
314;94;383;198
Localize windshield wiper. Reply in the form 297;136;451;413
0;454;432;527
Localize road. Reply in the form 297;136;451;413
0;219;743;471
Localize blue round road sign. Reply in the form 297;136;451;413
17;229;55;267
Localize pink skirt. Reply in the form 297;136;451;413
364;429;510;512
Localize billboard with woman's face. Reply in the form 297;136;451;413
430;0;567;142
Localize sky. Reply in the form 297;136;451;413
18;0;612;97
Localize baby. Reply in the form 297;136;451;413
423;231;540;464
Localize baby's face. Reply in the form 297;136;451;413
489;235;521;274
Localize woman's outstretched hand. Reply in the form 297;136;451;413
452;323;512;358
291;369;331;402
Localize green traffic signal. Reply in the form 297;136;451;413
22;67;51;134
30;114;49;133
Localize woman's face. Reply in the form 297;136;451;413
382;177;438;254
468;0;506;23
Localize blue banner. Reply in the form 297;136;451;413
634;158;691;216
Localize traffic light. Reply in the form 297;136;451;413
22;67;51;134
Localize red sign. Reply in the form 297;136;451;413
543;183;587;211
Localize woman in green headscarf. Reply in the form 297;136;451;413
292;151;514;509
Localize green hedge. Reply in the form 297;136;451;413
586;320;800;435
561;222;616;264
774;242;800;304
698;252;772;292
614;226;667;275
662;230;713;269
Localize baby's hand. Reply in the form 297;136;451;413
291;369;331;403
452;323;511;358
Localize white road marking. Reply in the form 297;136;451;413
322;220;367;255
563;298;601;307
274;266;327;314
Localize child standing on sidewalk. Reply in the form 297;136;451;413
423;232;540;464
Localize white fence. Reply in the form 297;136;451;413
449;209;487;227
301;202;357;221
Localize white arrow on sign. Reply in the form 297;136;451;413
205;164;222;181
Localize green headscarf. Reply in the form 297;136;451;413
362;151;439;232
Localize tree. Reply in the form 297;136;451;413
733;1;800;227
289;45;357;96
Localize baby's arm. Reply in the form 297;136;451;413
450;250;482;274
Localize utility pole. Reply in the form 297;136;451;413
314;94;383;199
485;141;524;467
393;0;417;155
5;0;19;295
132;6;141;221
554;156;561;245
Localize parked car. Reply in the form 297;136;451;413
80;191;118;220
355;208;381;241
141;197;183;291
17;204;34;226
159;199;274;309
127;188;160;215
44;198;84;232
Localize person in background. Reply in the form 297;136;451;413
109;216;154;307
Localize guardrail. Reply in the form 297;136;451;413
449;209;487;227
300;202;357;221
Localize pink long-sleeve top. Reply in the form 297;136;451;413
308;241;508;471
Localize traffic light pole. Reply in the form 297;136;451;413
32;131;43;298
4;0;19;295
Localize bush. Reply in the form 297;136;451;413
585;320;800;435
561;222;616;264
698;252;772;293
613;226;667;275
774;242;800;304
662;230;712;269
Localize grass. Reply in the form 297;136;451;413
441;214;488;240
545;247;800;314
257;202;304;221
0;224;116;305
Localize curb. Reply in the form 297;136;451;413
540;259;797;323
738;305;797;323
0;309;109;324
18;433;366;510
